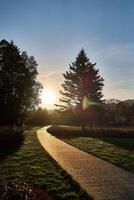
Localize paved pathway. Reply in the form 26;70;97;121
37;126;134;200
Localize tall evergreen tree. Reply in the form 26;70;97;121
58;49;104;129
0;39;42;125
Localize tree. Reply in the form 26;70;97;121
28;107;50;125
58;49;104;130
115;102;134;125
50;109;81;125
104;99;120;125
0;39;42;125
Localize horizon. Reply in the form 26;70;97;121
0;0;134;109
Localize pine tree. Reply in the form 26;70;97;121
58;49;104;129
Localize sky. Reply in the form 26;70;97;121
0;0;134;108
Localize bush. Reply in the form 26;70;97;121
48;125;134;138
0;127;24;160
0;127;24;148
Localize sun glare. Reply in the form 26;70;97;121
40;89;56;108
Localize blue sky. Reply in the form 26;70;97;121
0;0;134;106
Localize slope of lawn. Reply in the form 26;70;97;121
0;127;92;200
48;125;134;173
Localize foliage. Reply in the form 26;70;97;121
0;127;24;147
116;102;134;124
48;125;134;138
0;39;42;126
104;99;134;125
50;109;81;125
58;49;104;128
0;127;24;160
27;107;50;125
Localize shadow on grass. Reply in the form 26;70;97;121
96;137;134;151
48;125;134;151
0;128;24;161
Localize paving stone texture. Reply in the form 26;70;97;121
37;126;134;200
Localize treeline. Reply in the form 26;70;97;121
27;107;80;126
0;39;133;128
27;107;50;125
104;99;134;126
27;100;134;126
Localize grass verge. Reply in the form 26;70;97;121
0;127;92;200
48;125;134;173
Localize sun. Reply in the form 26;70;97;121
40;89;56;107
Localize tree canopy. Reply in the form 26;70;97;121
28;107;50;125
58;49;104;128
0;39;42;125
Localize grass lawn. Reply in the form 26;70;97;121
48;125;134;173
0;127;92;200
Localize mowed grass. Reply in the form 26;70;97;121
0;127;92;200
48;125;134;173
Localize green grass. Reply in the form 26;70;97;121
48;125;134;173
0;127;92;200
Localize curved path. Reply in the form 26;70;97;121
37;126;134;200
